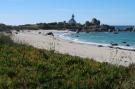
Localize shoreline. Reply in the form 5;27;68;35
57;33;135;52
11;30;135;66
59;36;135;52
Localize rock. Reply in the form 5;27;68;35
113;32;119;34
83;18;115;32
75;35;79;37
122;42;127;44
91;18;100;25
46;32;54;36
16;30;20;32
109;46;113;48
38;32;41;34
124;27;133;32
98;45;103;47
111;43;118;46
126;44;130;47
76;28;82;33
100;25;115;32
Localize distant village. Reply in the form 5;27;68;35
0;14;135;32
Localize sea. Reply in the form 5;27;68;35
55;26;135;50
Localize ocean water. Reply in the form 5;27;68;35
56;31;135;50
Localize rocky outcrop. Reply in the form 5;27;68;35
124;27;133;32
82;18;115;32
100;24;115;32
91;18;100;26
70;18;133;33
133;26;135;32
81;18;115;32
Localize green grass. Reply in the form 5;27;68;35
0;35;135;89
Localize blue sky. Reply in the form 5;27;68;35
0;0;135;25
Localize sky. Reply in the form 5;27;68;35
0;0;135;25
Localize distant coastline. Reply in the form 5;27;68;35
0;15;134;32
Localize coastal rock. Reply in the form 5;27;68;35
122;42;127;44
38;32;41;34
113;32;119;34
76;28;82;33
75;35;79;37
46;32;54;36
98;45;103;47
16;30;20;32
100;25;115;32
123;27;133;32
126;44;130;47
111;43;118;46
91;18;100;25
83;18;115;32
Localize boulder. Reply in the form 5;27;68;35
46;32;54;36
111;43;118;46
126;44;130;47
122;42;127;44
38;32;41;34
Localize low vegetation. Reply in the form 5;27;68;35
0;35;135;89
0;18;115;32
0;22;82;31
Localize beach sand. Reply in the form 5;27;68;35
12;30;135;66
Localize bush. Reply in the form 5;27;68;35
0;35;14;45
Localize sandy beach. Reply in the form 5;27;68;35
11;30;135;66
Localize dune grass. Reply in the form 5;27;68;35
0;35;135;89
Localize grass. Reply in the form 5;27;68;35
0;35;135;89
